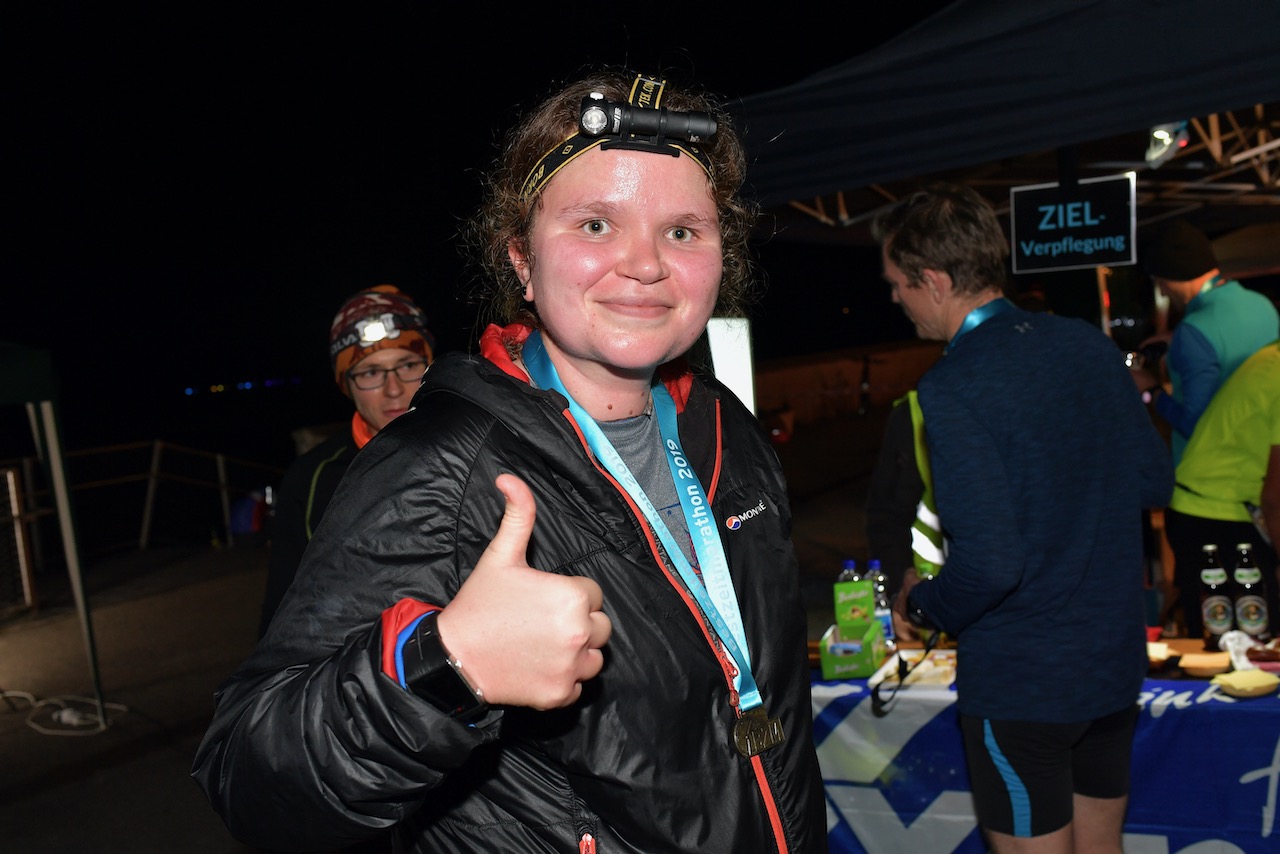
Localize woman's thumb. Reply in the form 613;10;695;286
484;473;537;566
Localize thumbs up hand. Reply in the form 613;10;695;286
436;474;612;709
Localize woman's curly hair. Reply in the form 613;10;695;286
460;67;760;334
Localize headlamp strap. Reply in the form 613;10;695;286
519;75;714;200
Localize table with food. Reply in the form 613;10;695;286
808;630;1280;853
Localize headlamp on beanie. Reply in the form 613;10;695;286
351;313;418;348
329;285;434;394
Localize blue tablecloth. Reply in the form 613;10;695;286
811;675;1280;853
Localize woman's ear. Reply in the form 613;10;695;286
508;241;533;301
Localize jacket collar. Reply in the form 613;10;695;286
478;322;694;413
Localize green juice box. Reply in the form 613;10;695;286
833;578;875;632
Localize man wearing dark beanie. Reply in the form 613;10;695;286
1132;219;1277;465
1131;219;1278;640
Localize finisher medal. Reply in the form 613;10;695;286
733;706;785;758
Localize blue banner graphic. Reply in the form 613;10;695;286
812;677;1280;853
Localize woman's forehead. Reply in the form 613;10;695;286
539;146;714;210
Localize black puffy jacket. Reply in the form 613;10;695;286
193;328;826;853
257;426;359;637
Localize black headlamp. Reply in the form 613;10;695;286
578;92;717;151
520;75;717;199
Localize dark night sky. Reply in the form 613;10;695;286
4;3;943;465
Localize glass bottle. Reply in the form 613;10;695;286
1199;544;1234;651
869;559;897;652
1232;542;1272;643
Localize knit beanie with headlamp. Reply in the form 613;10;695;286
329;285;435;396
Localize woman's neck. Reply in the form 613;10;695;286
518;338;654;423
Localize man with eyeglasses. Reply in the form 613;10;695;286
258;284;435;638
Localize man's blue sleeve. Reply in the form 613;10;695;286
1156;324;1219;440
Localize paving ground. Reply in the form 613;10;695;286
0;409;886;853
0;545;266;853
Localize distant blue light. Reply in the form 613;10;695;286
178;375;311;395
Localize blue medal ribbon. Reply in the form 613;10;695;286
520;331;762;711
946;296;1015;353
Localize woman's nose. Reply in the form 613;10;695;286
616;233;666;284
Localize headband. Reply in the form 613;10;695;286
519;75;716;200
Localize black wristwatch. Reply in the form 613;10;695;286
401;610;488;723
905;589;935;632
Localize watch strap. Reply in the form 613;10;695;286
400;610;487;722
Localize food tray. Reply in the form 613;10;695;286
866;648;957;692
1178;651;1232;678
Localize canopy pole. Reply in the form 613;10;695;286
38;400;108;726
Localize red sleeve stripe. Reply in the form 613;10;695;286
380;599;442;681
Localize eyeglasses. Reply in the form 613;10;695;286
346;359;429;390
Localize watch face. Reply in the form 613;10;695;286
413;669;485;721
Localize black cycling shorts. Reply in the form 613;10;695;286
959;704;1139;837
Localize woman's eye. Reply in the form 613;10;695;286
582;219;610;235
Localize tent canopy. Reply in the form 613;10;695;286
733;0;1280;274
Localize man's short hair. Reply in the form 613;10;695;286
871;182;1009;297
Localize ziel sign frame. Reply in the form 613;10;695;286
1010;172;1136;274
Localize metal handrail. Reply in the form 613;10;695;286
0;440;284;573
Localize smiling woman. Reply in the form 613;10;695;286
193;67;828;854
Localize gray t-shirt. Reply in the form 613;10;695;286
598;411;695;566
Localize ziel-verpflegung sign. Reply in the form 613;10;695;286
1010;173;1136;274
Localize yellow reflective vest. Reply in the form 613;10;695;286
905;390;945;578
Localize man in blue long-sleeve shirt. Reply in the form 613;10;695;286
875;183;1173;854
